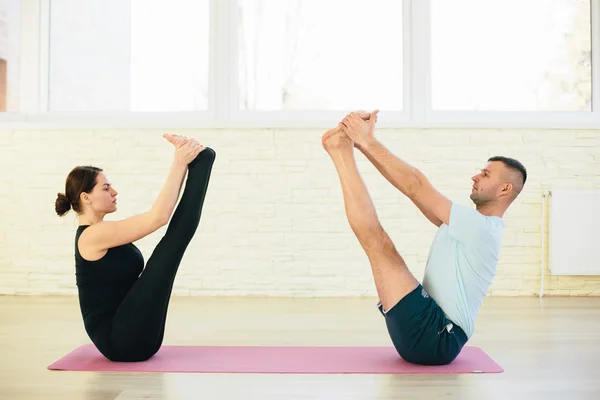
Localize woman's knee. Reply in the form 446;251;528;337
198;146;216;162
189;146;216;171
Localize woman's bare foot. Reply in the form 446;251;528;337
163;133;190;147
164;133;207;161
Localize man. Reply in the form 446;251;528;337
322;110;526;365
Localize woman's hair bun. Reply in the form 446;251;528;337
55;192;71;216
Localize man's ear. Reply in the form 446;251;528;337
500;183;512;197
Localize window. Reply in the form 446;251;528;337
48;0;209;112
237;0;404;112
3;0;600;127
0;0;21;112
430;0;592;112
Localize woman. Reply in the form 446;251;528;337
55;134;216;362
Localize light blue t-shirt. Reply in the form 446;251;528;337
421;202;505;338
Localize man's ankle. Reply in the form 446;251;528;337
330;149;354;164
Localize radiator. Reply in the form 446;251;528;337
542;190;600;286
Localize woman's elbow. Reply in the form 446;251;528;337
148;210;170;228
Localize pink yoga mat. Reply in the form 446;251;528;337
48;344;503;374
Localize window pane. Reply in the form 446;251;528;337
0;0;20;112
49;0;209;112
431;0;592;112
237;0;403;111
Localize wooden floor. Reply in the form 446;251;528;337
1;295;599;400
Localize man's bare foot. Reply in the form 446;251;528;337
322;124;354;154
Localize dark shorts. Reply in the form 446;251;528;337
378;284;468;365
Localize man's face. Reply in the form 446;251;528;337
470;161;506;205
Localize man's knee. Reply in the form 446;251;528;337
354;224;391;250
361;228;403;263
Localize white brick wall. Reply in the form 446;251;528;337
1;128;599;296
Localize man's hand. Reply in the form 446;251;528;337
355;110;378;123
340;110;379;149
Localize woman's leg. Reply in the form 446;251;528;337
108;147;216;361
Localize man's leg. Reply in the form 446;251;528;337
322;127;419;311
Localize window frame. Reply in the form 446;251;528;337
2;0;599;130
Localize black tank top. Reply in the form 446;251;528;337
75;225;144;334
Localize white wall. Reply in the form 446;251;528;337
1;127;599;296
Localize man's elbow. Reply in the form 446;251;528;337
404;171;425;198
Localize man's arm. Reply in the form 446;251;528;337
359;138;451;227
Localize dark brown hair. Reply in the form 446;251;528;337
488;156;527;186
55;166;103;216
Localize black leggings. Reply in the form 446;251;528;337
107;147;216;362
